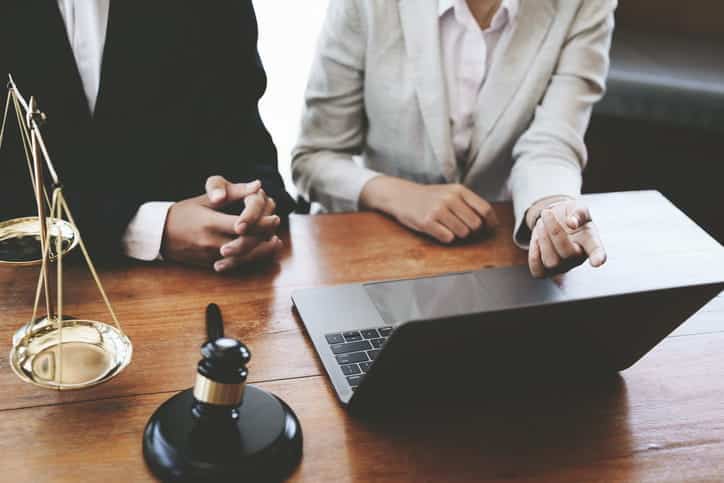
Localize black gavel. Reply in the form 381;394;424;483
143;304;303;482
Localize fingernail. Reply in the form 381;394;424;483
273;216;281;225
211;189;225;202
214;260;227;272
236;222;247;234
568;216;579;228
220;245;230;257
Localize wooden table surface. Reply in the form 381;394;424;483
0;194;722;482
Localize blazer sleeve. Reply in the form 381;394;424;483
291;0;380;212
509;0;616;247
197;0;295;218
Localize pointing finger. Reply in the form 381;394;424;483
573;225;607;267
541;209;583;259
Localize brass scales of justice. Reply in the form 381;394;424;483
0;75;132;390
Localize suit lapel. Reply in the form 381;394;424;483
36;0;92;122
92;0;115;121
398;0;456;182
466;0;555;168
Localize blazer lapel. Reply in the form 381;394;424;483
37;1;93;122
398;0;457;182
466;0;555;168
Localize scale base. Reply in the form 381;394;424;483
143;385;303;482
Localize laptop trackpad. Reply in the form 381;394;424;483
364;266;564;326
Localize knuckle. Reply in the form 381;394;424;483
200;218;214;232
200;237;219;251
422;215;436;230
432;205;447;219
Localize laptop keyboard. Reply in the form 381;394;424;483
325;327;393;390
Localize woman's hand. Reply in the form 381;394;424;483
527;198;607;278
360;176;499;243
162;176;283;272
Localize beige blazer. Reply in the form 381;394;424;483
292;0;616;240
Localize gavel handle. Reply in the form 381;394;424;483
205;303;224;342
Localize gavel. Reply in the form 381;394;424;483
143;304;303;482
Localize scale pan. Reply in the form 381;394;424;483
0;216;79;266
10;318;133;390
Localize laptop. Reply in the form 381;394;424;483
291;192;724;416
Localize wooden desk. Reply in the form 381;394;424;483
0;195;722;482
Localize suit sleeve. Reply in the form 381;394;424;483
291;0;381;212
509;0;617;247
196;0;295;217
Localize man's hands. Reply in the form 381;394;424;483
162;176;283;272
359;176;499;243
527;198;607;278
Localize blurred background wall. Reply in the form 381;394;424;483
253;1;327;200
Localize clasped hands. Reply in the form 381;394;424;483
162;176;282;272
360;176;606;278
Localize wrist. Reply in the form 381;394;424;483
359;175;404;214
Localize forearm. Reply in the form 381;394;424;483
292;150;381;212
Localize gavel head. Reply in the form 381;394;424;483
192;338;251;417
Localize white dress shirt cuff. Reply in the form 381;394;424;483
122;202;174;261
510;162;582;249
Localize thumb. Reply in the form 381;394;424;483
204;176;262;208
225;179;262;202
205;175;230;206
566;206;592;230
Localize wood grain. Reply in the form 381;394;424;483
0;194;722;482
1;331;724;482
0;204;525;410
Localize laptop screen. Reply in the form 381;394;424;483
363;266;565;326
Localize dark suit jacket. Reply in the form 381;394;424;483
0;0;294;259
